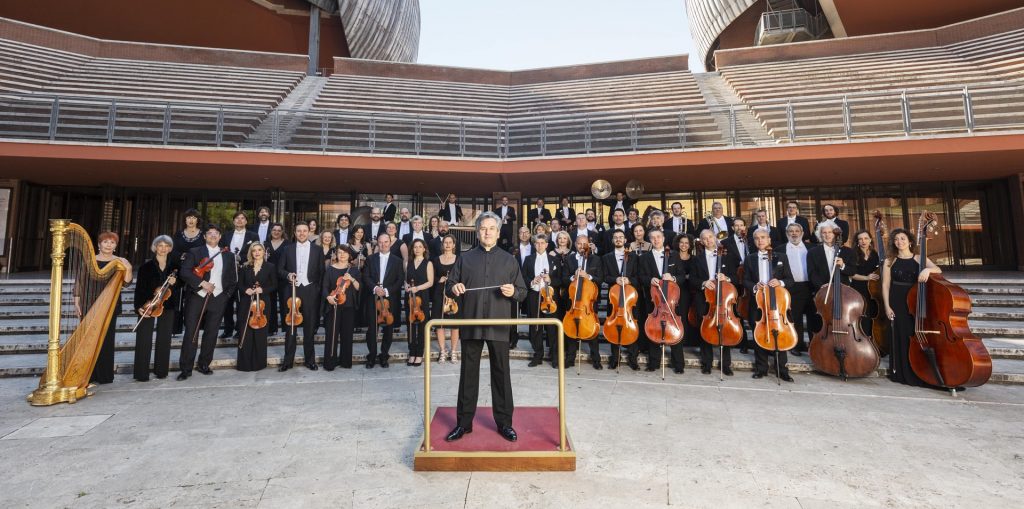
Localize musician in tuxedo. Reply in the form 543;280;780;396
743;229;795;382
645;210;675;249
747;209;778;246
523;234;563;367
401;215;434;261
368;207;386;241
696;201;733;241
668;202;695;238
527;198;552;228
602;229;640;370
250;206;272;243
381;193;398;223
585;209;605;234
554;197;575;230
779;223;816;354
692;229;737;375
363;231;404;368
178;224;237;380
568;213;600;254
333;213;352;246
821;203;851;245
722;217;754;352
277;221;324;371
440;193;464;225
220;211;260;339
564;235;603;369
396;207;413;239
626;208;642;230
601;209;633;254
776;201;813;245
510;226;533;345
638;229;674;372
602;192;636;225
807;220;856;293
493;195;517;250
431;220;461;255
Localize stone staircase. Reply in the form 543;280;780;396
1;273;1022;383
241;74;330;148
692;72;775;147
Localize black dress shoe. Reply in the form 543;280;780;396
628;359;640;371
278;364;290;372
591;360;603;370
701;366;711;374
305;363;318;371
196;366;213;375
176;372;190;381
528;357;543;367
365;359;376;369
379;354;390;368
791;350;803;357
673;368;684;374
324;365;335;372
722;367;734;376
740;347;749;354
752;372;765;379
644;366;657;372
445;426;472;442
498;426;518;442
607;360;618;370
156;375;167;380
780;373;794;382
219;332;232;339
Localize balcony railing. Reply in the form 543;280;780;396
0;80;1022;158
756;8;828;45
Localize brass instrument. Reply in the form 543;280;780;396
705;211;728;241
28;219;127;406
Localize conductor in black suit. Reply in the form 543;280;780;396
444;212;527;443
277;221;324;371
440;193;463;225
364;231;405;368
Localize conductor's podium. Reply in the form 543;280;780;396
413;318;576;472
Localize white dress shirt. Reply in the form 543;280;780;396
198;244;224;298
704;249;718;280
733;235;747;263
653;248;665;275
378;252;391;296
757;251;772;284
230;230;246;256
532;253;551;291
398;221;411;238
714;216;728;234
500;205;509;223
786;215;798;225
295;241;311;286
615;248;626;274
370;221;383;239
257;221;269;243
518;243;532;264
336;228;349;245
587;221;598;231
448;203;457;222
614;200;625;211
412;230;424;242
672;216;683;233
825;244;837;268
573;253;592;280
786;242;808;282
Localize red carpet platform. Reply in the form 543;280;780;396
413;406;575;471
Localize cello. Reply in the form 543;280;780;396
645;247;683;379
562;245;599;373
906;212;992;395
752;248;798;384
700;245;742;379
868;211;891;355
604;250;640;372
809;244;880;380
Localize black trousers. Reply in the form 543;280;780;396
90;313;118;384
527;291;560;360
788;282;816;350
457;339;514;429
748;305;790;375
365;299;395;360
565;338;601;364
325;305;355;368
181;292;229;373
134;310;175;380
222;291;239;336
283;284;319;366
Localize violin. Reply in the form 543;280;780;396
604;250;640;346
809;244;879;380
537;269;558;315
285;279;303;333
868;210;891;355
407;278;425;325
331;269;351;306
645;247;683;346
562;245;600;341
192;246;228;278
375;294;394;325
700;246;743;349
144;269;177;318
443;296;459;316
752;249;797;353
906;212;991;393
248;283;267;330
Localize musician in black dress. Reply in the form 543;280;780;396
882;228;941;387
602;229;639;370
79;232;133;385
667;233;697;373
277;221;324;372
432;235;461;364
323;246;361;370
179;224;236;380
523;234;563;367
850;230;881;339
171;208;204;334
405;239;434;366
743;230;795;382
692;229;736;375
237;242;277;372
133;235;179;381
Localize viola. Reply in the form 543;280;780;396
645;248;683;346
285;279;303;332
562;245;600;341
906;212;991;394
868;210;890;355
443;296;459;316
810;244;879;380
248;283;268;330
700;246;743;348
407;278;425;325
604;250;640;346
752;250;797;353
375;294;394;325
192;246;228;278
538;269;558;315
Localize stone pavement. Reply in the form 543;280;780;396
1;362;1022;508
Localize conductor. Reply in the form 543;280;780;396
444;212;527;442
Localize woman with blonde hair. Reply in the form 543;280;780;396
237;242;277;371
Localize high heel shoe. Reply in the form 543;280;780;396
437;350;447;364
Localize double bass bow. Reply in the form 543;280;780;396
810;244;879;380
868;210;890;355
604;249;640;373
699;245;742;380
752;248;798;384
562;244;599;374
644;247;683;379
906;212;992;395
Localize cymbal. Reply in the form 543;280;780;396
591;179;612;200
625;179;645;199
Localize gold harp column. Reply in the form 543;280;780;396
28;219;75;405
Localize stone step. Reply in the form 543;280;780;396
970;295;1024;306
968;306;1024;320
3;341;1023;385
967;319;1024;337
958;284;1024;295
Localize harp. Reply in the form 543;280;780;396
28;219;127;406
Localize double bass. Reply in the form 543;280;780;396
906;212;991;395
563;245;600;372
810;244;880;380
752;249;798;382
700;246;742;378
868;211;891;355
645;248;683;379
604;250;640;358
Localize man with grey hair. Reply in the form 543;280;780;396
444;212;527;443
782;222;814;355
